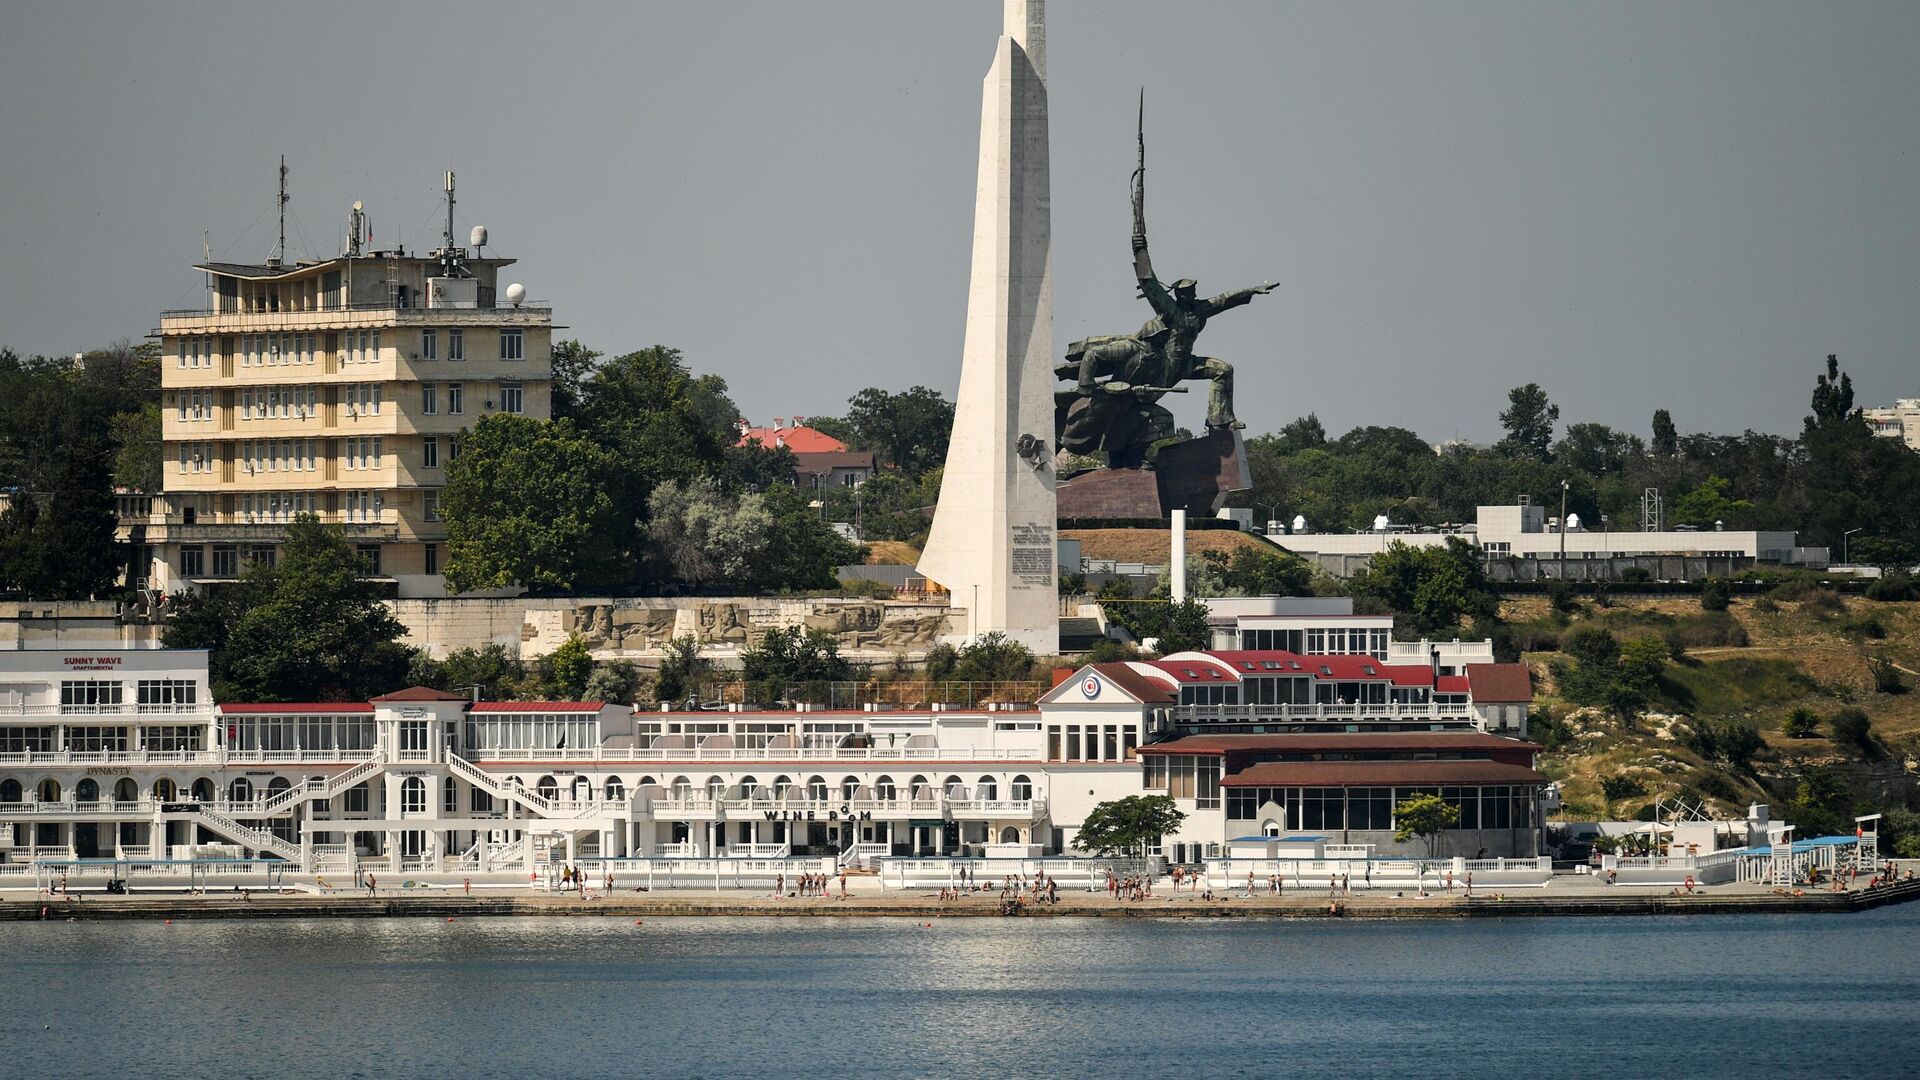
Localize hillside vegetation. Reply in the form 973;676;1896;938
1516;587;1920;842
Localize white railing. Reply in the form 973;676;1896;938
461;745;1041;763
187;805;300;862
645;796;946;819
946;798;1046;819
838;841;889;870
1160;701;1479;725
0;703;212;718
449;751;555;815
0;799;156;817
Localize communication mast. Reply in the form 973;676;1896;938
268;156;289;269
1640;487;1664;532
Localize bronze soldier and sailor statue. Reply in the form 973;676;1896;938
1055;94;1271;512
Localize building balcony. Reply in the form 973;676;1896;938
1152;702;1482;731
459;744;1043;764
158;302;554;334
146;513;404;543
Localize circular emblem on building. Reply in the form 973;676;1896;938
1080;673;1102;699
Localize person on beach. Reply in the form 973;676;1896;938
366;872;377;896
775;873;784;898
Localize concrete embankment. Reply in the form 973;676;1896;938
5;879;1918;922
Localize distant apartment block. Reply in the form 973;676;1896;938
1863;399;1920;451
148;189;551;598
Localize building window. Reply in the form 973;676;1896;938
179;546;205;577
447;328;465;361
424;543;439;575
356;544;382;575
448;383;464;414
423;490;441;522
500;383;523;414
212;545;239;577
422;437;439;469
61;680;124;710
422;383;437;415
421;328;437;360
499;329;523;360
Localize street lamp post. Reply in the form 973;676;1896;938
1843;527;1863;565
1558;479;1570;583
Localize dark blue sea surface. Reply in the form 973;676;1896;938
1;907;1916;1079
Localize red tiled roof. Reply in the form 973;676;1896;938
1146;658;1239;684
1467;663;1534;703
470;701;606;712
1221;759;1547;788
737;425;848;453
1137;732;1542;756
217;702;373;714
1199;650;1411;682
1087;663;1178;703
369;686;469;703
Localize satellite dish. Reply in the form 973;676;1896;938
469;225;488;247
353;200;363;212
1292;515;1307;533
1566;512;1582;531
1373;514;1390;532
504;282;526;306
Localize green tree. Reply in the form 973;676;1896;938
741;625;851;700
654;635;712;704
421;643;524;699
165;515;411;701
841;386;955;476
1698;576;1732;612
1651;408;1679;457
441;414;626;592
647;477;861;591
1348;538;1496;638
1672;477;1754;530
547;339;602;420
1223;546;1314;595
1277;413;1328;452
1155;598;1213;654
1496;383;1560;460
1782;707;1821;739
583;659;643;705
1392;793;1460;857
1784;766;1851;838
578;346;732;550
110;402;162;493
1828;707;1877;757
549;634;595;699
951;631;1038;683
1073;795;1187;861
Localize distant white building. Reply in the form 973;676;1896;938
1268;502;1827;575
1863;399;1920;451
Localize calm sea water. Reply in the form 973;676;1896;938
1;907;1916;1079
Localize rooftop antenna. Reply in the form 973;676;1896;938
440;170;460;277
268;155;289;269
347;200;365;257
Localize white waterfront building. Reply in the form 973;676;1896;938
1;602;1543;882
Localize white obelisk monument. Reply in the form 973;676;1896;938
919;0;1059;654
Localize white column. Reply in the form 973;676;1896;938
1171;509;1188;603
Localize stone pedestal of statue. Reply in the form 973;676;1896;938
1056;429;1250;520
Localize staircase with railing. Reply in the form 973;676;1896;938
448;751;557;816
838;841;890;872
183;804;301;862
246;751;387;819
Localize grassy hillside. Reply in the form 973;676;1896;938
1511;591;1920;828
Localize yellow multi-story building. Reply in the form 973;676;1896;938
150;219;552;598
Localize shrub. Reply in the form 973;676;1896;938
1801;588;1849;620
1752;596;1780;614
1664;612;1749;650
1866;572;1919;602
1699;577;1732;612
1548;580;1581;614
1828;707;1876;756
1688;718;1763;768
1782;707;1821;739
1085;638;1138;663
1868;656;1907;695
1841;615;1888;640
1600;775;1646;803
1619;567;1653;584
1592;579;1613;608
1692;770;1739;803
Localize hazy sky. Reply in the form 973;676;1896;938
3;1;1916;443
